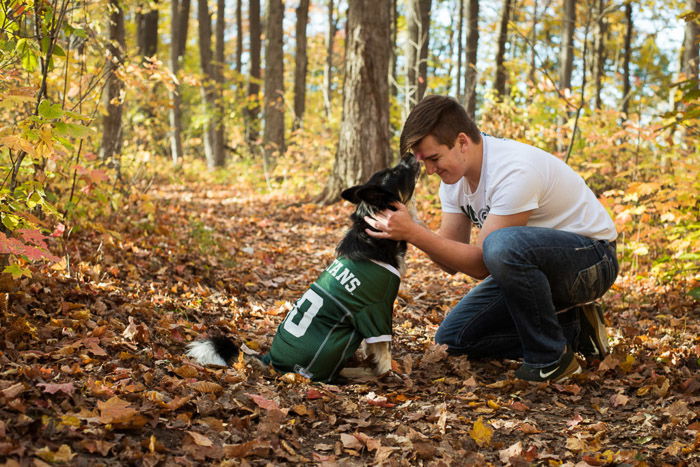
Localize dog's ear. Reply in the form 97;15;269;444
351;185;396;206
341;185;362;204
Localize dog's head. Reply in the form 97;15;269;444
341;154;420;212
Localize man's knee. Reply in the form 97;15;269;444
482;227;522;275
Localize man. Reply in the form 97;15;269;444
364;95;618;382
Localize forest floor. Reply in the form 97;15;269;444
1;181;698;466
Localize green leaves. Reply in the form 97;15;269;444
38;100;64;120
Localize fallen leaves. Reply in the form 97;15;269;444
469;417;494;447
1;183;698;465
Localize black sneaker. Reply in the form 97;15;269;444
515;346;582;383
578;303;610;359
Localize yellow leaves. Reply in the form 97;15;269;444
469;417;494;447
35;444;76;463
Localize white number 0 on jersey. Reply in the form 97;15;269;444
282;289;324;337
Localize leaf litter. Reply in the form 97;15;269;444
0;183;698;465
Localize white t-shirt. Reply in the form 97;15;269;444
439;134;617;241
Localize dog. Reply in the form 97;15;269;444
187;154;420;383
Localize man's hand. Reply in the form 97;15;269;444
364;202;418;241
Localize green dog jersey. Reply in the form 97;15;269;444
267;256;401;382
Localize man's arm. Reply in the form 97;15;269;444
431;212;471;275
364;203;533;280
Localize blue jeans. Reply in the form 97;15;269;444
435;227;618;367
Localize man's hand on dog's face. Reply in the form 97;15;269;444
364;202;418;241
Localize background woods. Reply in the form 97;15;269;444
0;0;698;464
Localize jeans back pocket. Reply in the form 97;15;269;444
570;255;615;305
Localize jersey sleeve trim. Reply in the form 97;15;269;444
370;260;401;278
364;335;392;343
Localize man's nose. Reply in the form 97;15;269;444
424;162;436;175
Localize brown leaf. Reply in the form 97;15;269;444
79;439;115;456
191;381;223;394
173;365;199;379
97;396;139;424
1;383;25;399
37;382;75;395
223;439;271;458
609;393;629;407
498;441;523;464
187;431;213;447
340;433;362;450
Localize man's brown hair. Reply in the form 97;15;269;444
399;95;481;156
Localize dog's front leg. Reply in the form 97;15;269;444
365;341;391;376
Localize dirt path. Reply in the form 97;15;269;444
1;183;697;465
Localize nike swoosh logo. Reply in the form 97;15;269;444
539;367;559;378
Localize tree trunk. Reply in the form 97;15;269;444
681;0;699;79
559;0;576;91
405;0;432;110
591;0;607;109
390;0;398;98
621;2;633;116
323;0;336;117
293;0;310;130
235;0;243;75
263;0;285;168
527;0;538;87
245;0;262;147
169;0;190;165
317;0;391;205
493;0;511;98
456;0;464;101
464;0;479;117
136;1;158;60
197;0;217;168
213;0;225;166
100;0;125;164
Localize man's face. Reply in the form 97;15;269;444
413;134;468;185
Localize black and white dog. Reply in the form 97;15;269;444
187;154;420;383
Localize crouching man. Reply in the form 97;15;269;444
364;95;618;382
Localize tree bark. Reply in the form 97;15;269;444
293;0;310;130
591;0;607;109
213;0;226;166
245;0;262;146
169;0;190;165
405;0;432;110
390;0;398;98
527;0;538;87
263;0;285;168
493;0;511;98
136;1;158;60
621;2;633;116
681;0;699;79
559;0;576;91
235;0;243;75
100;0;125;164
197;0;217;168
323;0;336;117
456;0;464;101
464;0;479;117
317;0;391;205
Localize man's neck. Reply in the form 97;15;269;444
464;139;484;192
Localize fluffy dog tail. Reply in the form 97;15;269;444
186;336;240;366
